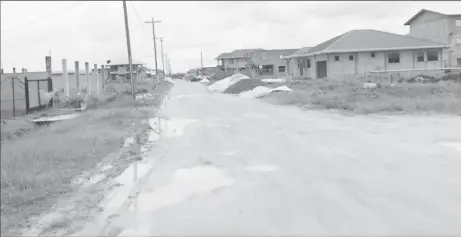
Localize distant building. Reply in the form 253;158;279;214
404;9;461;67
246;49;298;77
215;49;265;72
106;58;145;80
282;29;446;79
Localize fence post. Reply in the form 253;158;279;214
25;77;30;114
94;64;99;94
85;62;90;96
37;81;41;106
47;77;53;107
75;61;80;91
100;65;105;92
12;76;15;117
45;56;52;80
63;59;69;97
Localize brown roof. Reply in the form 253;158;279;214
215;48;264;60
247;49;298;66
404;9;449;26
296;29;446;57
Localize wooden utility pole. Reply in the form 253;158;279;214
145;17;161;82
123;0;135;99
157;37;165;76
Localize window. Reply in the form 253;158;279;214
427;50;438;61
349;55;354;61
456;19;461;27
307;59;311;68
335;56;339;61
388;53;400;64
416;52;425;62
370;52;375;58
457;58;461;66
278;66;286;73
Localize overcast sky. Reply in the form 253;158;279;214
1;1;460;73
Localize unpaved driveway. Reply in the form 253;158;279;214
85;80;461;236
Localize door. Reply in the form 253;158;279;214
316;61;327;78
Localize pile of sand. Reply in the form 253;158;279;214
208;73;249;93
223;79;265;94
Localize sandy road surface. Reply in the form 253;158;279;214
89;80;461;236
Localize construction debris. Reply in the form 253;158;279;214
223;79;265;94
261;78;286;84
208;73;249;93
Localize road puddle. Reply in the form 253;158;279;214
245;164;280;172
132;166;234;213
163;118;199;138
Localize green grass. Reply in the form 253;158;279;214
0;80;173;236
264;76;461;115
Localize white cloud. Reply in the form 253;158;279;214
1;1;460;73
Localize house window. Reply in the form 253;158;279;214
416;52;425;62
307;59;311;68
457;58;461;66
335;56;339;61
388;53;400;64
427;50;438;61
278;66;286;73
370;52;375;58
349;55;354;61
456;19;461;27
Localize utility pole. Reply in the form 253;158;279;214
123;0;135;99
157;37;165;76
145;17;161;82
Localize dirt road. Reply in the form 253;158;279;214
83;80;461;236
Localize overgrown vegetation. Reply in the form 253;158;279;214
264;75;461;115
0;80;173;236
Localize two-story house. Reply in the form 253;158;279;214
405;9;461;66
215;49;264;72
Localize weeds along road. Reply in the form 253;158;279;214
94;79;461;236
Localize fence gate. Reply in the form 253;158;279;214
0;75;27;118
24;77;53;115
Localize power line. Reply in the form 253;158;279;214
1;2;86;33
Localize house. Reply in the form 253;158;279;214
215;49;264;72
279;47;311;77
404;9;461;66
282;29;447;79
246;49;298;77
106;58;145;80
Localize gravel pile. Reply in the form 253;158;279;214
223;79;265;94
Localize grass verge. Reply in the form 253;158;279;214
0;80;173;236
263;77;461;115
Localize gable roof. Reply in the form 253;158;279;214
215;48;264;60
285;47;312;58
247;49;298;66
283;29;446;58
404;9;449;26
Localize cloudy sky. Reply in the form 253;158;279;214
1;1;460;73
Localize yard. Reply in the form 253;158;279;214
0;79;173;236
263;74;461;115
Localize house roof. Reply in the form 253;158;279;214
215;48;264;60
247;49;298;66
283;29;446;58
404;9;461;26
